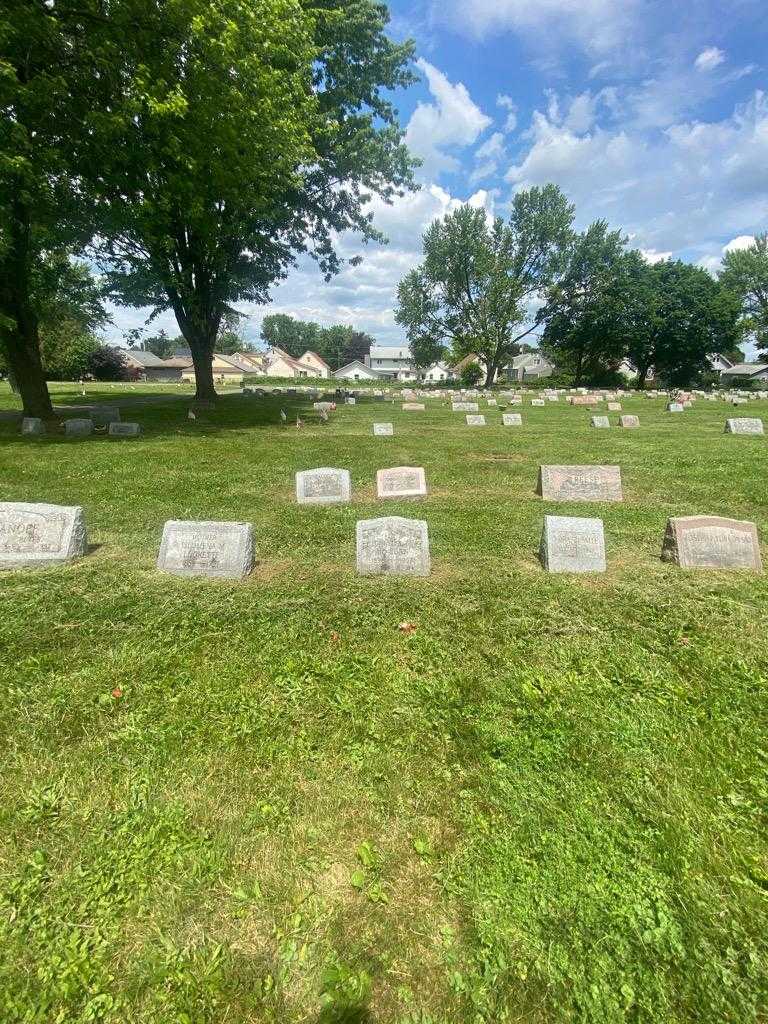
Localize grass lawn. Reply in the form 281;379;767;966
0;383;766;1023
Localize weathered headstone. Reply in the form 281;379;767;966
502;413;522;426
402;403;425;411
607;402;622;411
296;467;351;505
725;418;763;435
537;465;623;502
313;401;335;413
64;418;93;437
373;422;394;436
376;466;427;500
466;414;486;426
91;407;120;426
619;415;639;428
661;516;761;570
21;417;45;436
508;396;522;406
531;398;545;407
345;397;356;405
540;515;606;573
108;422;140;438
0;502;87;568
157;520;254;578
591;416;610;428
452;402;479;412
356;516;430;576
666;402;684;413
487;398;497;407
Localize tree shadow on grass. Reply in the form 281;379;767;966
315;1003;373;1024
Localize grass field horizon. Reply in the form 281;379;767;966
1;383;766;1023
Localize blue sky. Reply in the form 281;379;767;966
109;0;768;352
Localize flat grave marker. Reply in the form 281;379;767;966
0;502;87;569
452;402;479;412
402;403;425;411
296;467;351;505
607;402;622;411
356;516;430;576
373;422;394;436
540;515;606;573
108;422;140;438
157;521;254;579
591;416;610;428
619;415;639;428
502;413;522;426
466;414;486;426
64;418;93;437
725;418;763;435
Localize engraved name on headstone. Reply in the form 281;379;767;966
591;416;610;428
540;515;606;573
373;422;394;436
356;516;430;576
0;502;87;568
725;418;763;435
619;415;639;428
666;402;684;413
537;465;623;502
157;521;254;578
296;467;351;505
64;418;93;437
466;414;486;426
108;422;141;437
502;413;522;426
531;399;545;406
452;402;479;412
376;466;427;500
661;516;761;570
21;417;45;436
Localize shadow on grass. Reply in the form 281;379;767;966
315;1003;372;1024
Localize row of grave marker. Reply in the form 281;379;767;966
0;502;760;575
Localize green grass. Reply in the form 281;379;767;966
0;382;766;1023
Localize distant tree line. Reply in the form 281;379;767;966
397;186;763;388
260;314;375;369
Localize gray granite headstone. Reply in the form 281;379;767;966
508;397;522;406
64;418;93;437
502;413;522;426
91;407;120;426
376;466;427;499
373;422;394;436
666;402;684;413
591;416;610;428
157;520;254;578
21;417;45;436
296;467;351;505
486;398;498;406
452;402;479;412
0;502;87;568
531;399;545;406
356;516;430;576
619;415;639;428
108;422;140;437
402;403;425;411
661;516;761;570
537;465;623;502
725;418;763;435
540;515;606;573
346;397;356;405
607;402;622;411
466;414;486;426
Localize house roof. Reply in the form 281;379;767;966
302;350;330;368
722;362;768;377
123;349;169;367
268;347;323;374
336;360;383;375
370;346;411;360
452;353;481;373
215;352;259;373
508;352;551;369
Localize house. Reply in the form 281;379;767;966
365;345;417;381
720;362;768;386
122;350;183;382
233;351;266;373
263;347;330;379
708;353;734;374
452;353;488;381
181;353;250;385
505;352;554;382
423;361;454;383
335;359;384;382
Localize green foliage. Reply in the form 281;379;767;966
261;314;375;368
85;345;129;381
719;234;768;355
136;329;177;360
396;186;574;385
459;362;483;387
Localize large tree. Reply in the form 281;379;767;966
92;0;417;404
719;234;768;357
624;261;742;389
37;255;111;379
0;0;118;415
395;186;574;386
539;221;637;386
261;314;321;359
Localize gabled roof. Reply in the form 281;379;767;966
301;350;330;368
370;346;412;360
123;349;169;367
721;362;768;377
268;347;322;373
336;359;383;375
215;352;259;373
452;353;481;373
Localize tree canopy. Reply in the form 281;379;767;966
395;186;574;385
261;313;375;368
719;234;768;357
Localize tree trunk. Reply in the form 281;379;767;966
484;361;497;387
0;196;54;419
635;366;649;390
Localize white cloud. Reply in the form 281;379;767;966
405;59;492;178
496;94;518;132
694;46;725;72
640;249;672;264
723;234;756;253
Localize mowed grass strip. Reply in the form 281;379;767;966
0;383;766;1023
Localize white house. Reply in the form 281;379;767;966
720;362;768;386
335;359;384;382
505;352;554;381
264;347;330;379
365;345;417;381
423;361;454;383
